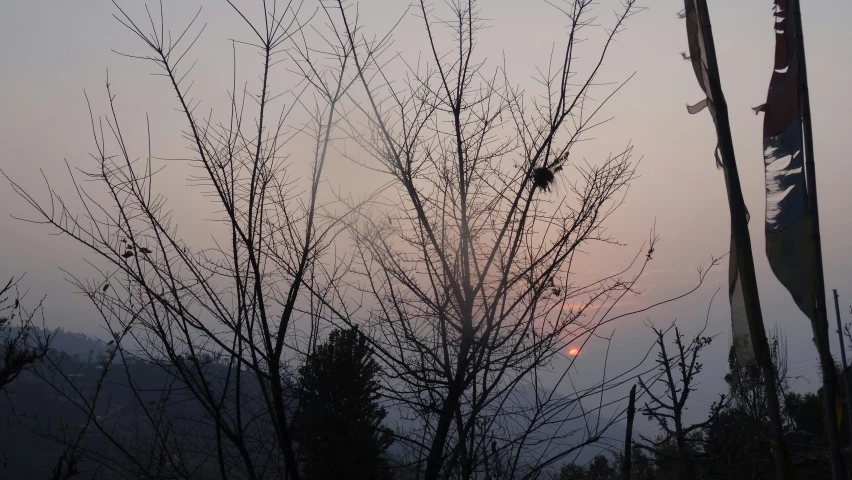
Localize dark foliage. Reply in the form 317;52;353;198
700;406;771;478
293;327;394;480
554;455;614;480
785;392;824;437
0;277;51;393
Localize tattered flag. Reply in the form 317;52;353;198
760;0;817;339
683;0;757;366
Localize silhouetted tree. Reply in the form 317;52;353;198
556;462;587;480
614;445;655;480
700;406;770;479
4;1;351;477
0;276;57;478
4;1;718;479
554;455;617;480
697;329;792;478
637;320;725;479
323;0;719;478
293;327;393;480
0;276;51;393
785;392;823;437
630;445;654;480
724;328;791;424
587;455;615;479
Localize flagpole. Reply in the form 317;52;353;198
622;385;637;480
833;290;852;444
693;2;792;478
789;0;846;476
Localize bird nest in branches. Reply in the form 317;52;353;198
533;167;557;192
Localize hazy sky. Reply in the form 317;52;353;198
2;0;851;419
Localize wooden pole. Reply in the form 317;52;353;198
834;289;852;445
789;1;845;477
693;2;793;478
622;385;637;480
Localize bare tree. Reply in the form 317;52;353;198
0;276;51;394
637;314;725;479
2;1;721;479
2;1;358;478
0;276;58;477
311;0;716;478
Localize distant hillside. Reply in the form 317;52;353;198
6;326;108;359
0;335;284;479
1;329;629;478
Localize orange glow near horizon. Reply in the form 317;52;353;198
568;347;580;356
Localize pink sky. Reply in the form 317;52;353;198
1;0;850;414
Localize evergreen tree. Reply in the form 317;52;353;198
631;445;654;480
555;462;587;480
586;455;615;479
294;327;393;480
555;456;617;480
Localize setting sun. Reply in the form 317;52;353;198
568;347;580;356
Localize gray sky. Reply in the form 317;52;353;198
2;0;851;416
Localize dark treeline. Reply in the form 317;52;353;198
2;323;847;479
554;328;849;480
